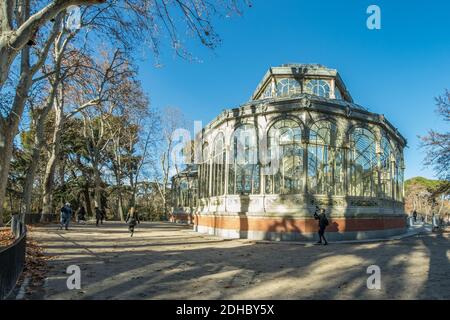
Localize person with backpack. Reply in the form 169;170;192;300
125;207;140;237
314;206;329;245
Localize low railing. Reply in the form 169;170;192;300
0;229;27;300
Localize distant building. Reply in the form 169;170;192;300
171;64;407;241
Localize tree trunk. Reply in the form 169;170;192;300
114;171;125;221
111;136;124;221
22;88;57;216
92;160;103;210
163;192;168;221
0;125;14;226
129;172;137;213
0;46;31;226
117;193;125;222
0;44;17;90
3;13;68;225
41;100;64;221
58;154;65;188
1;7;64;225
83;183;92;218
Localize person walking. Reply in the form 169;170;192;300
125;207;140;237
95;206;103;227
77;205;86;224
432;213;439;232
60;203;72;230
412;210;417;223
314;206;329;245
100;208;106;224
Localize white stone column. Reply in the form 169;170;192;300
374;127;382;199
330;78;336;99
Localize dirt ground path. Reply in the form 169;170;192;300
21;222;450;299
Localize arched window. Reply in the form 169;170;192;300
308;120;344;195
305;79;331;98
198;143;210;199
228;124;260;195
211;133;226;196
348;127;377;197
275;78;301;97
174;173;197;208
380;134;393;199
265;119;303;194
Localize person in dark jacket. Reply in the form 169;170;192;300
95;206;103;227
60;203;72;230
412;210;417;223
314;207;329;245
101;208;106;224
125;207;140;237
77;206;86;223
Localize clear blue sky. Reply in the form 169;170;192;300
137;0;450;180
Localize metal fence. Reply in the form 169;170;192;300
0;230;27;300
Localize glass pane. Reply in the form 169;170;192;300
275;78;301;97
349;128;377;197
305;79;331;98
266;119;303;194
230;125;259;195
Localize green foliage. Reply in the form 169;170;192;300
405;176;444;193
5;145;28;215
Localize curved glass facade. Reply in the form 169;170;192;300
171;64;406;241
181;122;404;203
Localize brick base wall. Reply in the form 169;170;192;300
191;214;407;241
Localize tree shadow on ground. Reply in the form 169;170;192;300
31;223;450;300
416;232;450;299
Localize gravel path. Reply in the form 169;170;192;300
22;222;450;299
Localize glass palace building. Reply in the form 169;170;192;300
171;64;407;241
